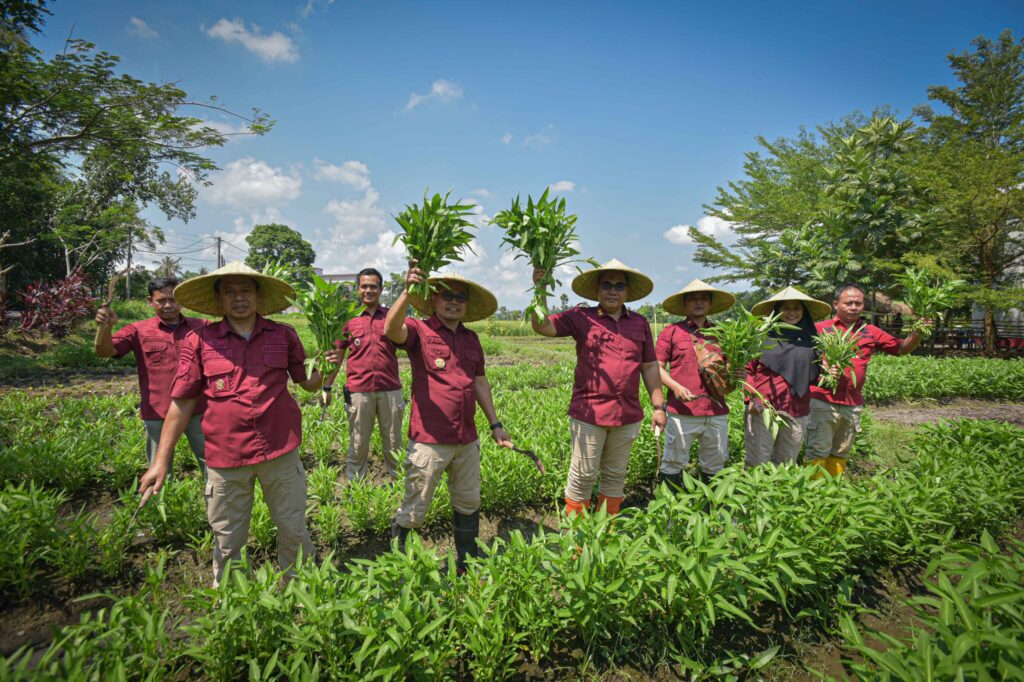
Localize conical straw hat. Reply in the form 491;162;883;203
751;286;831;321
174;261;296;316
407;273;498;323
662;279;736;316
571;259;654;302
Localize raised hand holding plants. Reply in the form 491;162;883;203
492;189;597;321
393;191;477;300
896;267;965;338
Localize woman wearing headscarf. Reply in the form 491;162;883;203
744;287;831;467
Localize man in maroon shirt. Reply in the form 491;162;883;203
331;268;404;481
655;279;737;490
531;259;666;516
138;262;339;585
94;277;207;474
806;283;926;475
385;264;511;574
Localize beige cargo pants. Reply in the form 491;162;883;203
394;440;480;529
564;417;642;501
345;389;404;480
744;405;807;467
805;398;863;460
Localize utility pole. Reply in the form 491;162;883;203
126;233;132;299
216;236;223;268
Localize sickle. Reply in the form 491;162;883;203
511;446;546;475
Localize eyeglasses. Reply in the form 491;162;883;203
441;291;469;303
599;281;627;292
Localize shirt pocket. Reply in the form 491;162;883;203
201;352;235;394
621;328;647;362
263;344;289;369
426;344;451;373
140;338;172;372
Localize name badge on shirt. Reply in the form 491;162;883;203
435;357;446;369
353;337;362;347
215;378;225;390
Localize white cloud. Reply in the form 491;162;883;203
323;188;387;244
128;17;158;39
205;157;302;208
500;133;513;145
194;119;254;138
523;125;554;150
314;159;371;191
471;188;492;198
405;79;463;110
548;180;575;193
300;0;335;18
204;18;299;63
663;216;734;245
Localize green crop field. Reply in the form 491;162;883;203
1;307;1024;679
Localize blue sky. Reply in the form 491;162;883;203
38;0;1024;308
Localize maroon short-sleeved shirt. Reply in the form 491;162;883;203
336;306;401;393
401;316;485;445
170;317;308;468
745;360;812;418
111;315;208;420
549;306;656;427
808;317;902;407
655;319;729;417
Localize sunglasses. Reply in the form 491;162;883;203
599;281;627;292
441;291;469;303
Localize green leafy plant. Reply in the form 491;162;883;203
815;324;861;393
392;190;477;300
491;189;598;321
896;267;966;337
289;274;364;419
701;306;798;436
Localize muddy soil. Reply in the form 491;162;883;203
871;397;1024;427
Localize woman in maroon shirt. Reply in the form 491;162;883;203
744;287;830;467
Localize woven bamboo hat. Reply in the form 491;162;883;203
571;259;654;302
662;279;736;316
751;286;831;321
174;261;296;316
408;273;498;323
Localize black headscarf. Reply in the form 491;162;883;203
758;302;820;397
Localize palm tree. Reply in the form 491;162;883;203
156;256;181;278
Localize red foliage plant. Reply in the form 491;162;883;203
18;270;96;339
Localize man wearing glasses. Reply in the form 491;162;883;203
384;262;512;574
530;259;666;516
331;268;404;481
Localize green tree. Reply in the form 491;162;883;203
244;224;316;283
0;0;270;297
913;30;1024;353
155;256;181;279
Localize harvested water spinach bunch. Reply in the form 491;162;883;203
491;188;597;321
896;268;965;338
815;325;861;393
393;191;477;300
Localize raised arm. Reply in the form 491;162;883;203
385;261;425;346
94;305;118;357
529;267;557;337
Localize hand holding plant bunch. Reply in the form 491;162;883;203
815;325;861;393
701;306;797;437
392;191;477;300
896;268;965;338
492;189;597;321
289;274;364;421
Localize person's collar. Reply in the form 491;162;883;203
596;305;628;319
362;305;385;318
212;314;265;338
427;313;463;333
684;316;710;329
832;315;864;330
156;315;184;329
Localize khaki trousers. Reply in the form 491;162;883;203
204;449;314;586
565;417;642;501
660;413;729;476
744;406;807;467
144;414;206;475
345;389;404;479
395;440;480;529
805;398;863;460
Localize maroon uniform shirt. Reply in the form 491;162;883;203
111;315;208;420
550;306;656;427
171;317;308;468
400;316;485;445
808;317;901;407
745;360;812;418
336;306;401;393
655;319;729;417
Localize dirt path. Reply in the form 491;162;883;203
871;398;1024;427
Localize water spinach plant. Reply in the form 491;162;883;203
815;324;861;393
491;189;597;321
896;267;965;337
289;274;364;420
392;191;477;300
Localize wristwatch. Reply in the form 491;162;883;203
653;404;667;412
323;386;333;392
489;421;503;431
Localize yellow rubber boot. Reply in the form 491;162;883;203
825;457;846;476
806;457;829;479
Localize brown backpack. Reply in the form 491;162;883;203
689;333;735;406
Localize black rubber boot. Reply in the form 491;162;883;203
452;510;480;574
391;519;410;553
657;470;683;493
